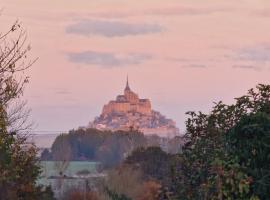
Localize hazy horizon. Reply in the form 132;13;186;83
2;0;270;133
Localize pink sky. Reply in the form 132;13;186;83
1;0;270;133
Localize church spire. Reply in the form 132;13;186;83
125;75;130;91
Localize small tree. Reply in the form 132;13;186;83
52;134;71;176
51;134;71;199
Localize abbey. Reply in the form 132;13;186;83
89;77;180;137
102;77;151;116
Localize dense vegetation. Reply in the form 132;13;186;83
42;129;147;168
2;17;270;200
41;129;182;169
41;84;270;200
2;8;270;200
99;84;270;200
163;84;270;200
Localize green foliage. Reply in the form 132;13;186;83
0;72;47;200
124;147;184;200
225;112;270;199
125;147;172;182
170;84;270;200
0;19;53;199
45;129;147;168
40;148;52;160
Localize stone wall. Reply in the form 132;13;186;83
102;100;151;115
102;90;151;116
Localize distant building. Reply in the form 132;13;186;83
88;77;179;137
102;77;151;116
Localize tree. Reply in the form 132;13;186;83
50;134;71;199
105;165;143;199
104;165;162;200
225;112;270;199
125;147;171;183
124;147;178;199
137;181;161;200
0;19;47;199
171;84;270;199
51;134;71;172
45;129;148;168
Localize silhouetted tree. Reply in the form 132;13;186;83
0;19;48;199
125;147;171;183
171;84;270;199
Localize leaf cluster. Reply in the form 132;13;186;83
172;84;270;200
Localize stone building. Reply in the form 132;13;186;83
89;77;180;137
102;77;151;116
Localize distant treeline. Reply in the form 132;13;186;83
40;128;183;168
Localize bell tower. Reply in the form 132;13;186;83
125;75;130;92
123;76;139;103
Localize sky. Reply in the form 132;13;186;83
1;0;270;134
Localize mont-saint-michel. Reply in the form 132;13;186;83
88;77;180;137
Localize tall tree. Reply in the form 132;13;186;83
0;19;47;199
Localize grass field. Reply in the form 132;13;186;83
40;161;99;177
38;161;102;185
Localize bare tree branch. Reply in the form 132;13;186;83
0;19;36;134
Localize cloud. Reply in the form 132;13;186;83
165;57;196;63
232;65;260;71
85;11;135;19
253;9;270;18
146;6;231;16
165;57;212;68
67;51;152;68
55;90;71;95
233;45;270;62
82;6;232;19
66;19;163;37
182;64;207;68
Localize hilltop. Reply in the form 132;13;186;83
88;77;179;137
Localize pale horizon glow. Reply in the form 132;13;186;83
1;0;270;133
